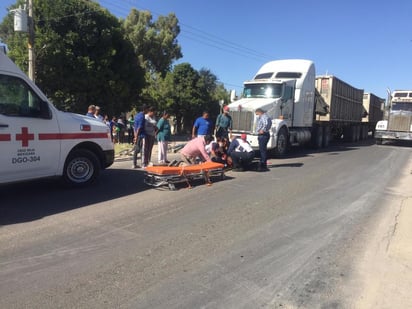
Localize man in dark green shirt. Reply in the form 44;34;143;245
215;106;232;139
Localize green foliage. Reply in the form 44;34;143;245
0;0;144;116
158;63;223;133
124;9;182;76
0;2;230;125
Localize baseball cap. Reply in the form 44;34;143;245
223;106;229;112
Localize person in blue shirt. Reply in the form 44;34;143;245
109;116;117;142
85;104;96;118
132;105;149;168
192;111;212;139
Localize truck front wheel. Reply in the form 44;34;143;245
274;127;289;157
63;149;100;186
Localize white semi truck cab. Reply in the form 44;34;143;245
226;59;317;156
375;90;412;144
0;50;114;186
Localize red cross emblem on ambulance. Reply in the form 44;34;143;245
16;127;35;147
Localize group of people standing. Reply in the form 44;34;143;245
191;106;233;140
85;104;131;143
132;105;172;169
85;104;104;121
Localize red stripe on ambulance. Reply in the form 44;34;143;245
38;132;109;140
0;134;11;141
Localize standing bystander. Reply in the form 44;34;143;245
192;111;212;139
142;107;158;168
132;105;148;168
109;116;117;142
127;114;134;144
86;105;96;118
255;108;272;172
157;111;171;164
215;106;232;139
94;106;104;121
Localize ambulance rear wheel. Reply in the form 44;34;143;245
63;149;100;186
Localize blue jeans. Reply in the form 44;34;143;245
258;133;270;167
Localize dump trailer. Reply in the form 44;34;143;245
227;59;372;156
362;93;384;137
315;75;365;144
375;90;412;144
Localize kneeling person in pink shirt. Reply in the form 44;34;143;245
180;135;213;165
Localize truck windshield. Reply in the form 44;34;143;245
243;83;282;99
391;102;412;112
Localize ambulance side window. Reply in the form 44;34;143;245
0;74;51;119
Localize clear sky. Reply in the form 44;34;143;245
1;0;411;99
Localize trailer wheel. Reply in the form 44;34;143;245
344;126;356;142
322;126;330;148
312;126;323;149
355;125;361;141
274;127;289;157
63;149;100;186
360;126;365;140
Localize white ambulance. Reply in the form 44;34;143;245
0;51;114;186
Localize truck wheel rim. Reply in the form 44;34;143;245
67;158;93;183
278;134;286;153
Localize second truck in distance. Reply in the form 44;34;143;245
226;59;383;156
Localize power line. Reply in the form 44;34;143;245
98;0;271;61
95;0;267;89
96;1;273;68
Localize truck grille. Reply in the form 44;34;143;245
388;111;412;132
229;110;254;132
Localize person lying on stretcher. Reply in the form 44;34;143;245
179;135;214;166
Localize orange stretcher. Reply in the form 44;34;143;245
144;161;225;190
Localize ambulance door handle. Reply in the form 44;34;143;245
0;124;9;128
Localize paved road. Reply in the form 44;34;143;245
0;140;411;308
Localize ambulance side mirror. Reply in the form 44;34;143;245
39;100;52;119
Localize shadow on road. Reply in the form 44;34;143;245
272;138;378;160
0;168;149;226
377;140;412;148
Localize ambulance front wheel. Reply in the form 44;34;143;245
63;149;100;186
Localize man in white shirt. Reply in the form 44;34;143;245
227;134;255;171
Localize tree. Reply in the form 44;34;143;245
123;9;182;76
122;9;182;116
161;63;222;134
0;0;145;116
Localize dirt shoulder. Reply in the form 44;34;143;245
349;158;412;308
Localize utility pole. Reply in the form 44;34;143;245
28;0;35;81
